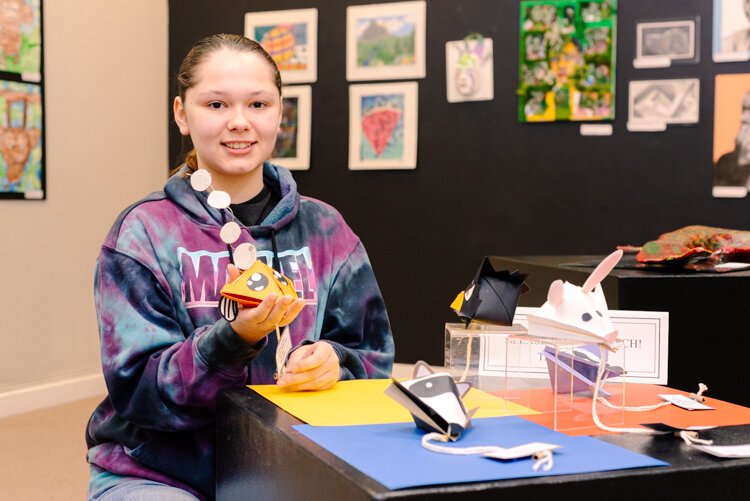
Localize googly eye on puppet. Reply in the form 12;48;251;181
188;168;297;322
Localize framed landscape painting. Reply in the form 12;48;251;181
346;1;426;81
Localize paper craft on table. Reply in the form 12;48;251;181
450;257;529;326
250;378;538;427
526;250;622;347
542;344;624;397
293;416;668;490
384;361;475;440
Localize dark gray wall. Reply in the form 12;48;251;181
169;0;750;365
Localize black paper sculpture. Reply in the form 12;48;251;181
450;257;529;326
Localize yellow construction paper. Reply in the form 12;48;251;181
249;379;539;426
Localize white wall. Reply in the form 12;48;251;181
0;0;168;414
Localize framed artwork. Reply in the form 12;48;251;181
348;82;418;170
0;0;41;80
0;80;43;198
272;85;312;171
245;8;318;84
445;36;494;103
627;79;700;130
518;0;617;122
712;74;750;198
0;0;43;200
713;0;750;62
346;1;426;82
634;18;698;68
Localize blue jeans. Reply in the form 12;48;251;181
88;465;199;501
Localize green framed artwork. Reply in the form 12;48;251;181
518;0;616;122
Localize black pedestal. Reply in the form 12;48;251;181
216;387;750;500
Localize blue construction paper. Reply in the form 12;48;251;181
293;416;668;490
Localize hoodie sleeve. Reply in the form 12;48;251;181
95;246;264;431
318;240;395;380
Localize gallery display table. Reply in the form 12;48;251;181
490;255;750;406
216;387;750;500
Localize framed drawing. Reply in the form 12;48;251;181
627;78;700;131
445;35;494;103
518;0;617;122
346;1;426;82
348;82;418;170
0;0;43;200
245;8;317;84
272;85;312;171
634;18;698;68
0;80;43;198
713;0;750;62
713;74;750;198
0;0;41;80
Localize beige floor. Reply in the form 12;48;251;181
0;364;415;500
0;395;103;500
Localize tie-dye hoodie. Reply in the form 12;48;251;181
86;163;394;499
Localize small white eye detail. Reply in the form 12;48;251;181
426;382;433;389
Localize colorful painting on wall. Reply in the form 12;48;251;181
0;0;41;79
272;85;312;171
245;8;318;84
346;1;426;81
348;82;418;170
0;80;42;198
518;0;617;122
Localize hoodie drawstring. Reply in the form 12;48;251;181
221;210;235;265
270;228;280;272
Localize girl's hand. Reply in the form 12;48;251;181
226;264;306;345
277;342;341;391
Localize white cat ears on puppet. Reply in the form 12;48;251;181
385;361;475;441
526;250;623;348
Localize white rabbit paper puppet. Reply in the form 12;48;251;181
384;361;477;441
526;250;623;348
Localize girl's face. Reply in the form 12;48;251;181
174;48;281;186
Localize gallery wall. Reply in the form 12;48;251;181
168;0;750;365
0;0;168;411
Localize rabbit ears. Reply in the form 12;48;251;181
581;250;623;293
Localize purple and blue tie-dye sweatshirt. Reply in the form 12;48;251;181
86;163;394;499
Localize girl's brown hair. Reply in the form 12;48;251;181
174;33;282;173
